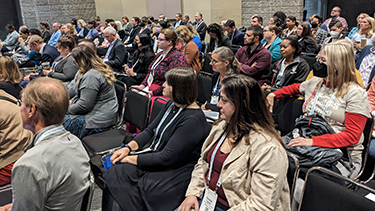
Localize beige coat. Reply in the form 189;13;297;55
185;121;291;210
0;90;32;169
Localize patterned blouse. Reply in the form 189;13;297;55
142;47;188;96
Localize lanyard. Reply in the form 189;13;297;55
310;86;336;118
207;133;236;191
212;77;221;96
150;53;165;76
35;126;64;146
133;59;139;68
195;20;203;29
150;103;185;150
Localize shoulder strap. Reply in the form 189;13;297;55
0;96;21;106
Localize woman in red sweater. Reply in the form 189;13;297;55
267;42;369;178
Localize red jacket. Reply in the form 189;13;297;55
235;44;271;85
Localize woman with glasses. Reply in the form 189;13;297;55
103;67;210;211
261;25;282;63
175;25;201;74
267;42;369;178
132;28;188;96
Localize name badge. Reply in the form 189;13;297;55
200;188;218;211
147;73;154;87
210;96;219;105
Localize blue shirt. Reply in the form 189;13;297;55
48;30;61;47
85;28;99;40
192;35;202;52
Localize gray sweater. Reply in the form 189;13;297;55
68;69;118;129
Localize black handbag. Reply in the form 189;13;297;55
282;114;344;168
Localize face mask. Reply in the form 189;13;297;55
140;23;146;27
311;22;318;28
330;31;339;38
148;20;151;24
312;61;328;78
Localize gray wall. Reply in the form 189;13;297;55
19;0;97;30
242;0;304;28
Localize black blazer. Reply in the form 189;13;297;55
228;29;245;46
105;39;127;73
48;54;78;82
41;44;60;66
127;25;142;43
207;35;231;53
194;21;207;41
132;51;155;84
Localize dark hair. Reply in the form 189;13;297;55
224;19;235;28
207;23;223;41
57;36;76;51
20;27;29;34
95;16;101;22
39;21;50;30
286;16;297;25
329;19;342;29
88;20;96;28
183;15;190;20
159;20;168;29
148;16;154;21
176;13;182;18
299;22;318;48
132;17;140;24
252;16;263;24
220;75;283;146
161;28;178;46
105;19;114;23
71;18;78;26
165;67;197;105
6;24;15;30
141;16;148;24
29;28;42;36
133;34;154;65
273;11;287;27
247;25;263;40
313;15;323;24
272;16;282;27
282;37;301;58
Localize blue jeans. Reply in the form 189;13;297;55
369;138;375;158
174;199;226;211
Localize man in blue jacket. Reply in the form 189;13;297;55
224;20;244;46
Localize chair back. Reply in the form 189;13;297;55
0;183;12;206
299;166;375;211
300;53;316;71
287;152;300;203
197;73;212;105
149;97;169;124
124;88;151;131
114;80;127;128
355;117;375;182
202;54;214;74
80;171;95;211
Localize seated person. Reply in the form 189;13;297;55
102;27;127;73
311;15;328;47
322;19;352;46
64;45;118;139
202;46;240;112
261;24;282;63
175;25;201;74
133;28;188;96
42;37;78;83
262;37;310;92
0;56;23;98
0;77;90;210
27;35;60;66
367;76;375;159
224;19;244;46
206;23;231;54
280;16;298;39
85;20;99;40
351;16;375;50
103;67;210;211
186;23;202;52
235;25;271;85
267;42;369;178
0;24;20;53
122;34;155;88
355;36;375;89
297;22;318;54
0;89;32;186
178;74;290;210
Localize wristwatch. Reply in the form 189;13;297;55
124;144;132;152
133;73;137;77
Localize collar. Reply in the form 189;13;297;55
39;43;46;54
24;124;62;152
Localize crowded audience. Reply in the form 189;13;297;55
1;6;375;211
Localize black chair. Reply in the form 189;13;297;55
273;96;304;135
80;171;95;211
300;53;316;71
113;80;127;128
81;88;151;155
287;152;300;203
355;117;375;183
197;73;212;105
201;54;214;74
0;183;12;206
149;97;168;124
299;166;375;211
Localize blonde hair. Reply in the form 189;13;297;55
356;13;370;28
358;16;375;38
175;25;193;42
321;42;358;97
65;23;77;36
186;23;199;36
77;19;86;27
71;45;116;85
0;56;22;83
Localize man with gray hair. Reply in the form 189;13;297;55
103;27;127;73
0;77;90;211
193;12;207;41
48;22;62;47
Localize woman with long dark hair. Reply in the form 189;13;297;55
297;22;318;53
178;74;290;210
206;23;231;54
122;34;155;87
